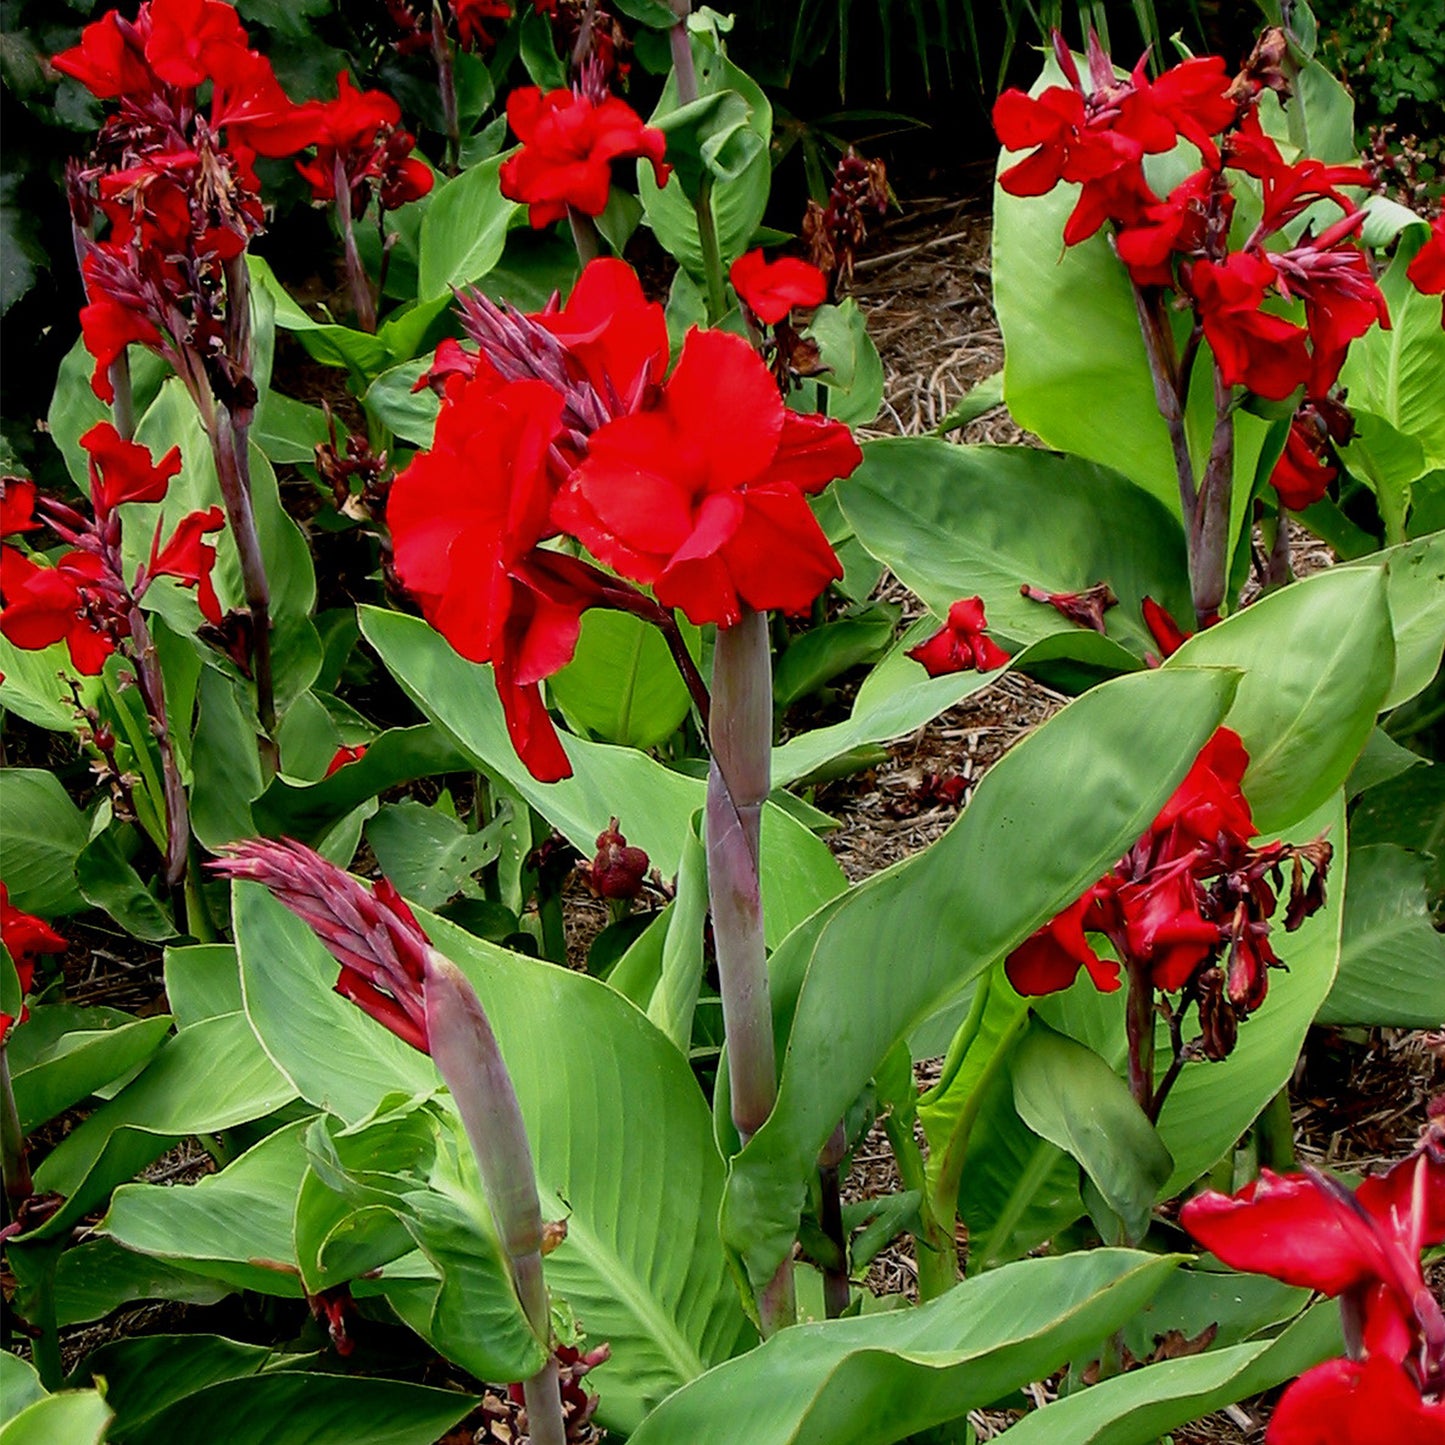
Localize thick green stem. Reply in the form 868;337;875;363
882;1107;957;1300
424;952;565;1445
567;205;603;266
706;608;794;1333
1125;959;1156;1118
1257;1085;1297;1170
109;351;135;441
127;605;189;888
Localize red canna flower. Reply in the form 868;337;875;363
1182;1143;1445;1442
1114;168;1228;287
1270;411;1338;511
0;478;40;537
388;376;599;781
1187;252;1312;400
729;250;829;325
906;596;1012;676
0;545;116;675
1005;886;1121;996
552;327;860;628
0;881;68;1037
80;422;182;519
51;11;152;98
499;85;670;226
1406;216;1445;329
79;297;164;405
1149;725;1255;853
144;0;249;89
451;0;512;51
147;506;225;624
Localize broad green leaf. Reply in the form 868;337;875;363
236;887;754;1431
1320;844;1445;1028
549;608;697;749
376;295;452;365
251;389;328;466
47;334;169;489
999;1304;1341;1445
773;604;897;711
1341;409;1427;544
917;964;1030;1217
639;39;771;278
1342;222;1445;468
838;439;1194;657
628;1250;1182;1445
252;723;468;847
1340;530;1445;711
1120;1263;1311;1357
76;823;178;942
114;1372;475;1445
0;1356;45;1428
1348;727;1425;797
1353;756;1444;863
189;667;266;849
993;61;1269;535
300;1106;544;1384
364;800;505;908
1011;1020;1173;1244
72;1335;275;1436
808;299;884;426
417;156;519;299
652;89;764;195
104;1119;313;1296
358;605;844;946
0;635;98;731
363;358;438;448
8;1005;172;1133
249;257;391;376
48;1237;230;1327
0;769;88;914
723;667;1237;1292
27;1012;297;1241
0;1391;110;1445
647;814;708;1050
163;945;243;1029
1165;565;1393;831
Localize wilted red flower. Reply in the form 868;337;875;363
0;881;67;1037
906;596;1011;677
80;422;182;519
451;0;512;50
1407;216;1445;329
553;327;860;628
0;478;40;537
730;250;828;325
388;376;600;781
1020;581;1117;634
499;85;670;226
584;819;649;901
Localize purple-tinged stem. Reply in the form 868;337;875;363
706;607;796;1333
818;1123;850;1318
1130;280;1196;516
1188;364;1236;625
425;952;564;1445
1124;959;1156;1118
333;155;377;334
127;603;189;887
432;2;460;175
